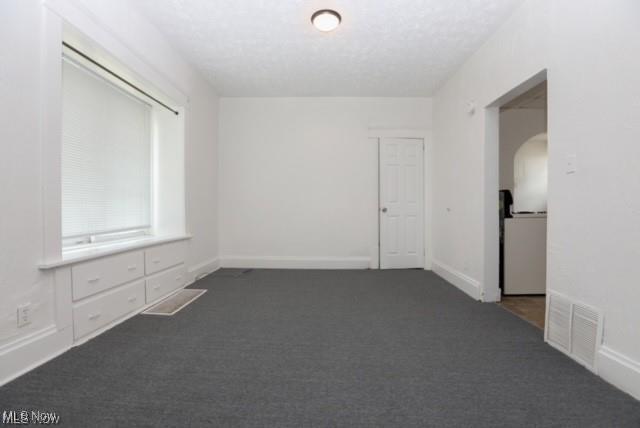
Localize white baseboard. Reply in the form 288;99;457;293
432;259;481;300
220;256;371;270
597;346;640;401
187;257;220;285
0;325;73;387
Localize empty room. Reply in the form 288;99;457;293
1;0;639;426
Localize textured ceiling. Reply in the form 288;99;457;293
134;0;525;96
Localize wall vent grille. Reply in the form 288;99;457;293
547;293;571;351
571;304;600;368
546;292;602;371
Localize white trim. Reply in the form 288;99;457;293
482;70;548;304
371;129;433;271
0;326;73;387
187;258;220;285
598;346;640;401
378;137;426;270
368;128;429;138
370;136;381;270
43;0;187;104
39;1;190;265
432;259;481;300
0;325;58;355
39;234;191;269
423;131;434;271
41;7;64;263
220;256;371;270
53;267;73;331
482;106;501;302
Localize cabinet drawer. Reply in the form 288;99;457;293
145;264;187;303
72;251;144;301
73;280;145;340
144;241;186;275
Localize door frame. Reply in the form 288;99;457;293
483;70;548;302
369;129;432;270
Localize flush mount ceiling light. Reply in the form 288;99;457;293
311;9;341;32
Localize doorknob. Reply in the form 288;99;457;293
381;207;388;213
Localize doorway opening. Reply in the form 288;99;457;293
498;81;548;329
484;71;548;330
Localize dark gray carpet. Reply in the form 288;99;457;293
1;269;639;427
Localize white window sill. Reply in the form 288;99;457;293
39;234;191;269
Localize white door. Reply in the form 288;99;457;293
379;138;424;269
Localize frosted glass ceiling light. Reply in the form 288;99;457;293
311;9;341;32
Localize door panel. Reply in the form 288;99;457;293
380;138;424;269
406;216;418;254
388;165;399;202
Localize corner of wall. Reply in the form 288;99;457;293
0;326;73;387
187;258;220;285
431;259;481;300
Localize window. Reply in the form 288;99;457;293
61;57;152;248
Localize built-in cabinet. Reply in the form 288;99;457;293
73;280;146;340
65;240;187;341
145;265;187;303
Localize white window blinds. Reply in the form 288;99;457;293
62;58;152;240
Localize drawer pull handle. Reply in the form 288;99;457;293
175;275;183;281
88;277;100;283
127;265;137;271
152;259;161;264
153;285;160;290
128;296;138;303
88;312;101;321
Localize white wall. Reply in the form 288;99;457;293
184;78;219;275
219;97;432;268
499;109;547;192
0;0;219;382
513;134;547;213
548;1;640;397
0;1;57;350
433;0;640;398
432;0;548;300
